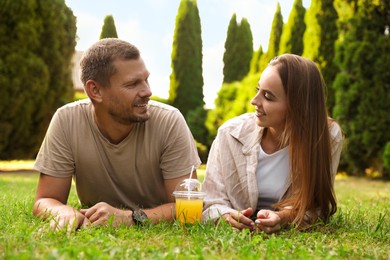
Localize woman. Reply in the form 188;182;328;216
202;54;343;234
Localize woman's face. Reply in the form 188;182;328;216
250;66;287;134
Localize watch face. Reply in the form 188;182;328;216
133;209;148;224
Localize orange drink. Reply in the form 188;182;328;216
173;178;206;224
175;198;204;224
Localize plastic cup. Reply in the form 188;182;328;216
173;179;206;224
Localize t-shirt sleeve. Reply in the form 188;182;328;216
159;110;201;179
33;109;75;177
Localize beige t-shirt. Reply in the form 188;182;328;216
34;99;201;209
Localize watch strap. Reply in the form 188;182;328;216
131;208;148;225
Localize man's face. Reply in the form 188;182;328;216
101;58;152;125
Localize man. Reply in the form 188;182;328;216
33;38;201;231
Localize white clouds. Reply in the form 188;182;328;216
72;11;102;51
149;73;170;99
119;20;153;57
202;41;225;108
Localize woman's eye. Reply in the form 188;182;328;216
264;92;272;100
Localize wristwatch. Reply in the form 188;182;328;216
131;209;148;225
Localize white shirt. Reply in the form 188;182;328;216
256;145;289;210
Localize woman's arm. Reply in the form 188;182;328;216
202;135;236;222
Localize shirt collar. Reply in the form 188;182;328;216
229;113;264;154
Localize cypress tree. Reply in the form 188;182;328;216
0;0;76;159
207;14;253;145
205;72;259;143
235;18;254;80
259;3;284;72
223;14;238;83
333;0;390;178
223;14;254;83
169;0;205;143
249;45;264;74
267;3;283;59
100;14;118;39
303;0;338;111
205;82;239;140
279;0;306;55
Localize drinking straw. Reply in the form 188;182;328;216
188;165;195;192
189;165;195;180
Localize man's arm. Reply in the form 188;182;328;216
80;173;197;226
144;173;197;222
33;173;87;230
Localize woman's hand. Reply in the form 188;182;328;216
221;207;255;231
255;209;282;234
80;202;132;227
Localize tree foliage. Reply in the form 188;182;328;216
303;0;338;111
333;0;390;177
267;3;283;59
169;0;206;145
205;73;258;142
222;14;238;83
100;14;118;39
249;45;263;74
208;3;282;144
206;82;239;140
208;13;255;145
383;142;390;179
223;14;254;83
259;3;284;72
0;0;76;159
279;0;306;55
186;106;209;150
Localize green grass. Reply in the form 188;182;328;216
0;172;389;259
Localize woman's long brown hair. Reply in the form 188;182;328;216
271;54;337;227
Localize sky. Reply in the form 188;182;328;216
65;0;310;108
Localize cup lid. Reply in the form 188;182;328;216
172;178;206;197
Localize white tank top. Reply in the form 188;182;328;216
256;145;290;210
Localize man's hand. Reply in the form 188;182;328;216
48;205;89;231
80;202;133;227
255;209;282;234
221;207;255;231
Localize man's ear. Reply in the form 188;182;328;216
85;80;102;102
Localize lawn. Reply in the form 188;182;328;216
0;169;389;259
